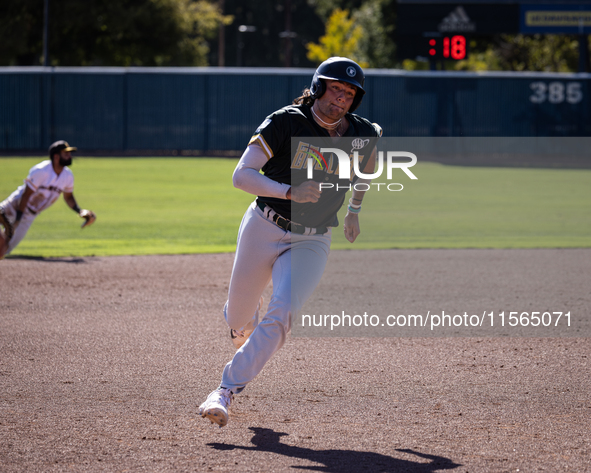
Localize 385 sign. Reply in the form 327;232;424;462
529;81;583;104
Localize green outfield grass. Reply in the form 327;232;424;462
1;157;590;257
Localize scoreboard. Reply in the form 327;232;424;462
397;0;591;63
396;1;520;61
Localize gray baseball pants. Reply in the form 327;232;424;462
0;201;36;255
220;201;331;393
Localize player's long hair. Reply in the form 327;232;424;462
292;88;315;107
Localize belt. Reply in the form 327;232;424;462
27;207;37;215
257;200;328;235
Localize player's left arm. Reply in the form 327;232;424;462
63;192;96;228
343;146;377;243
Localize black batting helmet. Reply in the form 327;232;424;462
310;57;366;112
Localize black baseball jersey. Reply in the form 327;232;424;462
249;104;381;228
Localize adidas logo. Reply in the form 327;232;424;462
438;6;476;32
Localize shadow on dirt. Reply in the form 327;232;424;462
208;427;461;472
6;255;89;263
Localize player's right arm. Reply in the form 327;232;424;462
233;145;321;203
233;144;290;199
235;109;322;203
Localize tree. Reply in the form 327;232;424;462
0;0;44;65
352;0;396;68
453;34;581;72
0;0;232;66
306;0;396;68
306;8;367;66
209;0;324;67
307;0;366;21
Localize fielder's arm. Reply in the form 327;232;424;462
343;147;377;243
63;192;96;228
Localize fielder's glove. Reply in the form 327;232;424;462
79;209;97;229
0;209;14;240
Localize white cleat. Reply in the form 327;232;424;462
198;387;233;427
230;296;263;349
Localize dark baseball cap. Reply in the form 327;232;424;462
49;140;77;157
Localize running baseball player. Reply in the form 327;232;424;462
0;140;96;259
198;57;381;427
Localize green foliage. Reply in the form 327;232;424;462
495;34;580;72
0;0;231;66
454;35;581;72
401;34;584;73
452;40;503;72
210;0;325;67
1;0;586;70
400;59;429;71
307;0;397;68
0;0;43;65
352;0;396;68
1;158;590;257
306;9;367;66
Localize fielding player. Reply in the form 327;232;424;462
0;140;96;259
199;57;381;427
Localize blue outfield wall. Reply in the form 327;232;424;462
0;67;590;152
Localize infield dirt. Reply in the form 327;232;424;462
1;250;590;472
